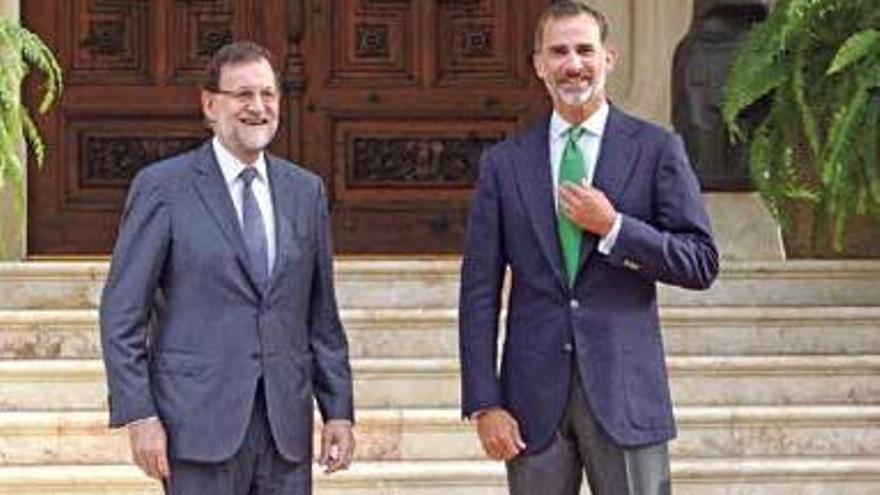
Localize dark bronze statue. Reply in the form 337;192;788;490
672;0;770;191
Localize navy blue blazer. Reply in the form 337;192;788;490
100;142;353;463
459;107;718;453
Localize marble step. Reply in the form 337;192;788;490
1;259;879;310
1;356;878;411
1;458;879;495
2;306;880;360
2;406;878;465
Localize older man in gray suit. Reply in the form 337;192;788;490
100;41;354;494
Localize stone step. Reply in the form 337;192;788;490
1;356;878;411
1;459;879;495
2;406;878;465
3;306;880;360
1;260;879;309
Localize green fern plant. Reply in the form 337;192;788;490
0;16;62;213
722;0;880;252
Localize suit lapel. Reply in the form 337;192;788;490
512;118;568;289
577;106;640;273
191;142;264;295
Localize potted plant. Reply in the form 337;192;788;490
0;15;62;214
722;0;879;257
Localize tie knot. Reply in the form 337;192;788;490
568;126;585;141
240;167;258;187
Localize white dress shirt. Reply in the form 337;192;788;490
548;103;621;254
212;137;276;273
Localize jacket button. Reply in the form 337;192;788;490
569;299;579;309
563;343;574;353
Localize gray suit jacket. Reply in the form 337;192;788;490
100;141;354;463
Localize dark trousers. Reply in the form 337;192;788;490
506;369;672;495
164;382;311;495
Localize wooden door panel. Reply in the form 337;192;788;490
302;0;550;253
26;0;550;255
26;0;287;255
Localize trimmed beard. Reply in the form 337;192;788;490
546;79;597;107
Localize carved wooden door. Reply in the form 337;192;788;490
26;0;550;255
296;0;550;253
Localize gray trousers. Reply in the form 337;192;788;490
164;381;311;495
506;369;672;495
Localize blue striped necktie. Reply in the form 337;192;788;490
239;167;269;287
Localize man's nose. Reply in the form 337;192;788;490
246;93;270;112
563;52;584;73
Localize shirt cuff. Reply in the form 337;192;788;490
126;416;159;428
468;407;501;421
597;213;622;255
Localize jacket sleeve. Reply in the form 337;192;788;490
308;180;355;423
99;170;170;427
459;151;507;418
606;133;719;290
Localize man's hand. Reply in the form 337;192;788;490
320;419;355;474
128;417;170;480
559;180;617;236
475;408;526;461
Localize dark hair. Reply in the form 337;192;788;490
201;41;278;92
533;0;610;52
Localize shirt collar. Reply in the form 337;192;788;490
549;101;610;140
212;136;268;186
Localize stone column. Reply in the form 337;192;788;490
600;0;784;260
0;0;25;260
0;0;18;19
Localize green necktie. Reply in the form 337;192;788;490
558;126;586;287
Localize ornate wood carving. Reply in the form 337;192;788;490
327;0;417;86
350;135;499;186
355;24;390;58
82;135;203;183
71;0;150;84
167;0;242;85
457;22;493;57
436;0;523;86
282;0;306;91
195;21;234;56
80;19;127;56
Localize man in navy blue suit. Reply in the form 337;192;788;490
458;2;719;494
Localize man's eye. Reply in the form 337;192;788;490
550;47;568;56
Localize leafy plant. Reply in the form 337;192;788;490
0;16;62;212
722;0;880;252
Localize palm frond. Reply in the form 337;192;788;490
0;16;63;210
828;30;880;75
860;93;880;211
19;105;44;167
722;0;880;252
721;6;788;138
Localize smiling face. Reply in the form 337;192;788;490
201;58;279;165
533;13;616;123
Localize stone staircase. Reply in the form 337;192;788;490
0;259;879;494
